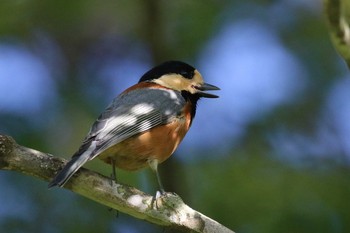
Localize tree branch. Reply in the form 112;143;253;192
325;0;350;67
0;134;234;233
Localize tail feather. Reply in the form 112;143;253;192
48;142;97;188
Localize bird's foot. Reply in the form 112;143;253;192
151;191;181;209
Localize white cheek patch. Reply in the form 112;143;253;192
154;74;189;91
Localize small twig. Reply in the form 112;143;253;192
0;134;234;233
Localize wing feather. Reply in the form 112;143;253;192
79;86;185;160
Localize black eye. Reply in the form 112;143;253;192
180;70;194;79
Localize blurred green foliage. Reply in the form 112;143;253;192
1;0;350;233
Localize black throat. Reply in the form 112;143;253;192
181;91;200;121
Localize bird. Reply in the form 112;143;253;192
48;60;220;193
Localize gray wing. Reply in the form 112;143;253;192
77;87;185;159
48;86;186;188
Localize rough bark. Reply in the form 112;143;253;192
0;134;234;233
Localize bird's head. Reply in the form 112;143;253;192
139;61;220;98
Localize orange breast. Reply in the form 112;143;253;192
98;103;192;171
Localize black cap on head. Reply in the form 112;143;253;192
139;61;195;83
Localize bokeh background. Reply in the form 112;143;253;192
1;0;350;232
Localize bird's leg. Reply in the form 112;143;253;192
148;159;165;194
110;158;117;185
107;159;120;216
155;169;165;195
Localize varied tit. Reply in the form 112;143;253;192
48;60;220;193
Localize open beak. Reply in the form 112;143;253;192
195;83;220;98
